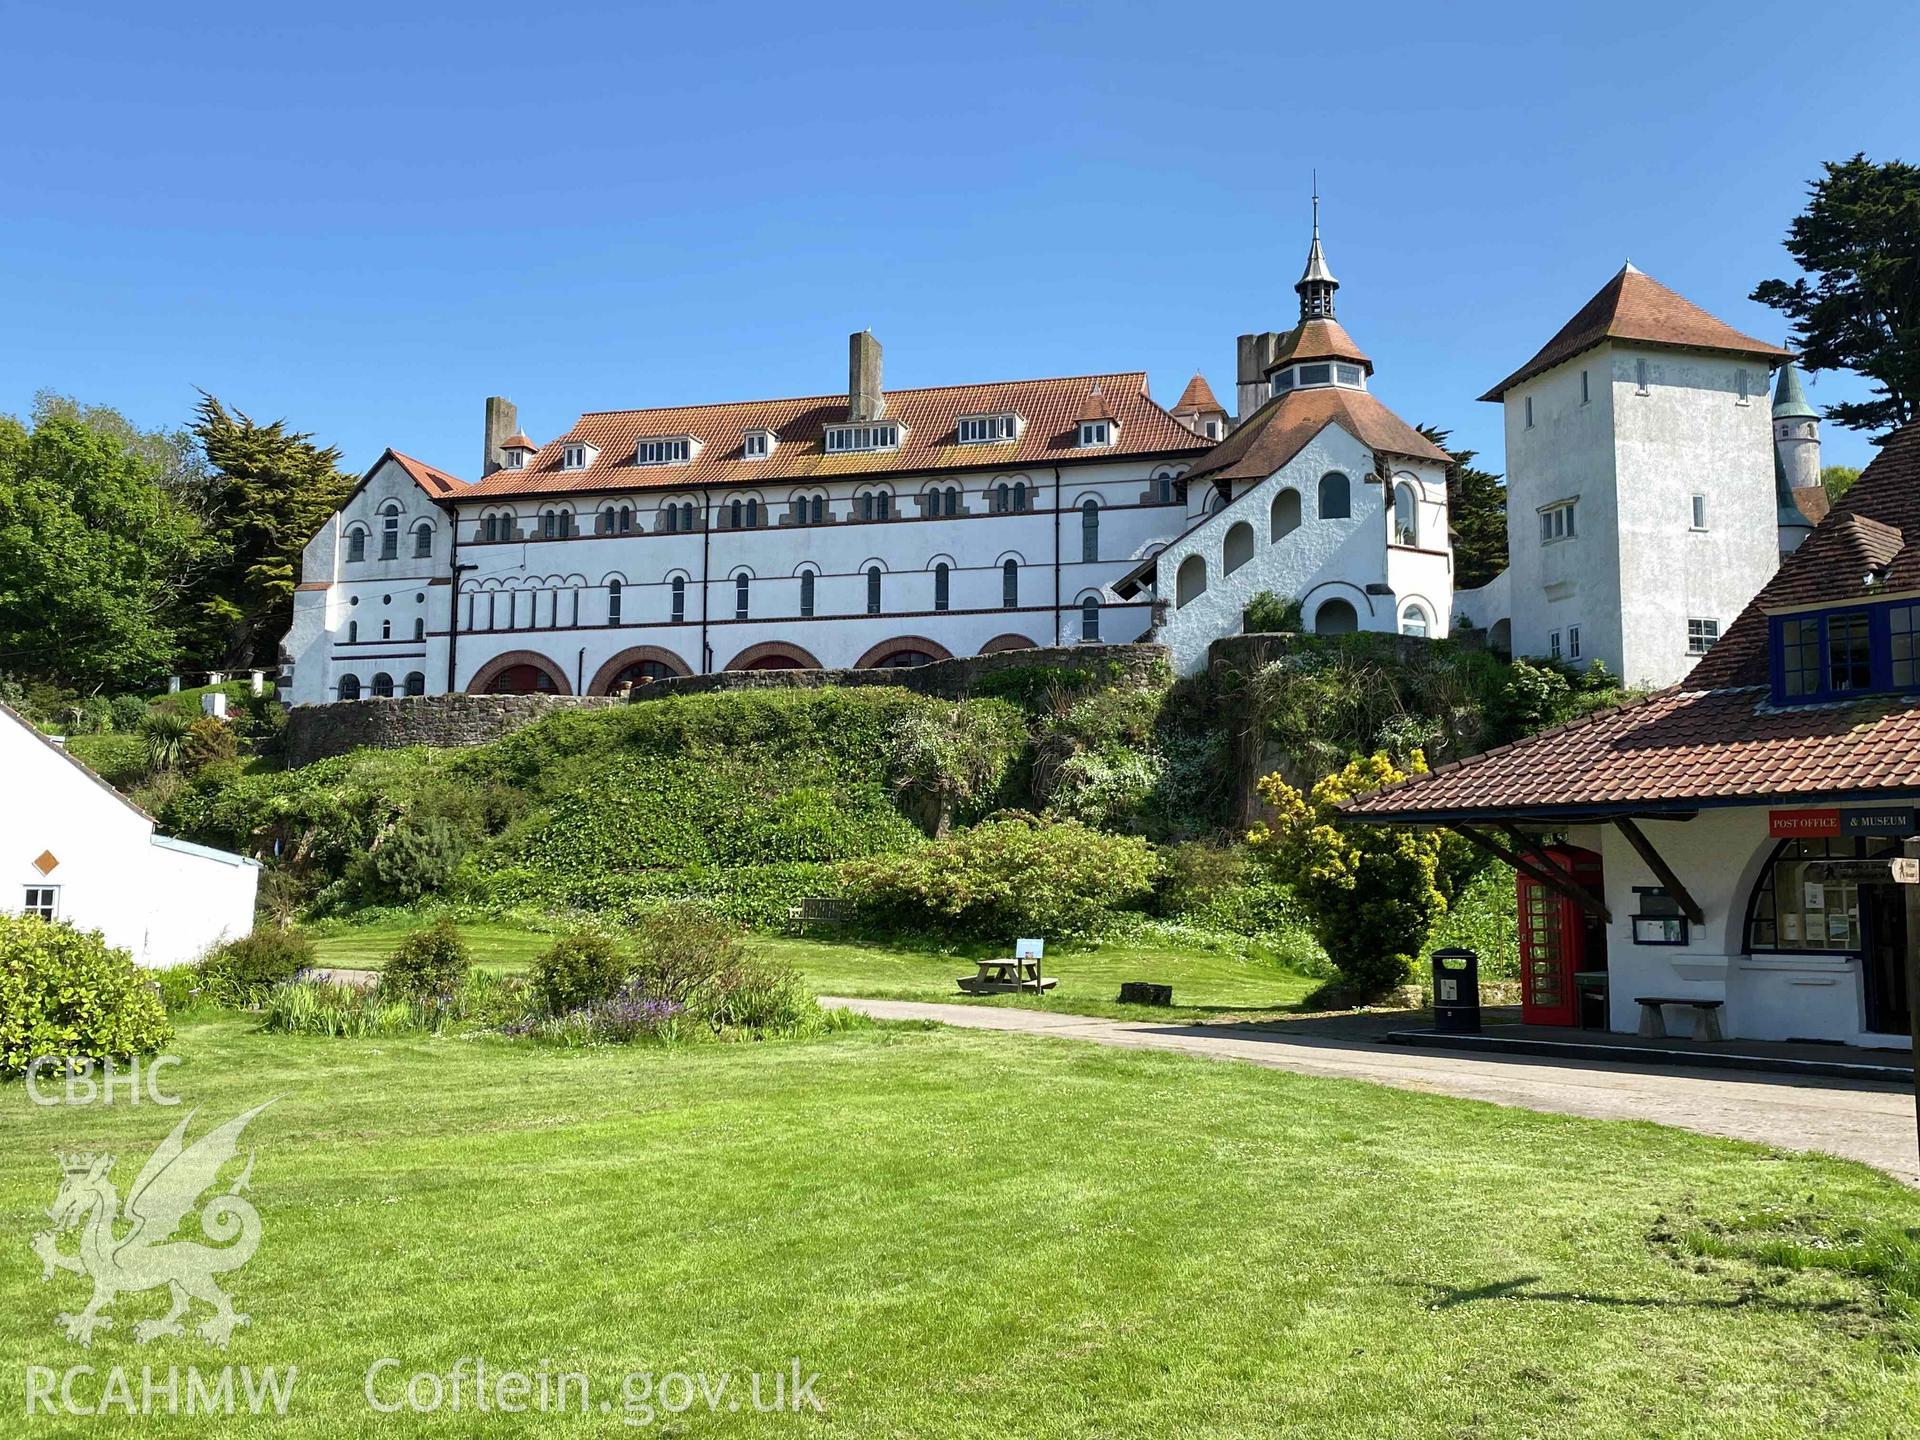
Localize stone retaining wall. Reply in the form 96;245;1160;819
283;644;1170;765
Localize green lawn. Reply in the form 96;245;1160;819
4;1020;1916;1436
309;920;1320;1021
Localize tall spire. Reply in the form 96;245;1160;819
1296;176;1339;320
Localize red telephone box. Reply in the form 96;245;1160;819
1516;845;1605;1027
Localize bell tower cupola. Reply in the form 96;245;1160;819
1295;185;1339;321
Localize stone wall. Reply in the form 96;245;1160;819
283;644;1170;765
631;643;1170;702
285;693;621;766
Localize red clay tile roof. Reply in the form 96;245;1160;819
1076;385;1119;424
499;432;538;452
465;374;1206;498
1794;486;1832;526
1173;373;1225;416
1270;318;1372;375
1342;685;1920;821
1184;383;1449;488
1479;265;1790;402
385;449;469;498
1342;421;1920;821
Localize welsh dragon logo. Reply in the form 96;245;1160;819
32;1102;274;1347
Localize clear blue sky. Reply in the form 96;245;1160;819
3;2;1914;480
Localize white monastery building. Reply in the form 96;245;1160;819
281;218;1828;701
3;705;258;967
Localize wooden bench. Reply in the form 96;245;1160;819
1634;996;1724;1042
786;897;852;934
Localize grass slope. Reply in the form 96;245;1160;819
309;923;1320;1021
4;1022;1916;1436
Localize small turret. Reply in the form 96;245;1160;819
1295;186;1338;321
1773;359;1821;493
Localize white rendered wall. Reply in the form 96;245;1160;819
284;456;454;704
1610;345;1779;689
2;717;258;968
1500;350;1624;677
1150;421;1452;674
1569;807;1905;1048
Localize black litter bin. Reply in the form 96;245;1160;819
1431;948;1481;1034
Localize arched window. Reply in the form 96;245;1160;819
1271;488;1302;540
1002;559;1018;609
866;566;882;615
371;671;395;698
1393;482;1419;547
1400;603;1432;638
1081;500;1099;563
413;618;424;641
734;574;750;620
671;576;686;624
1176;555;1207;608
380;619;392;641
876;490;891;520
608;579;623;625
996;482;1010;513
810;495;826;525
1081;596;1101;642
380;508;400;560
1224;522;1255;575
746;498;760;529
683;503;696;531
800;571;815;617
348;620;358;643
413;521;433;558
1012;481;1027;512
1318;472;1352;520
662;504;680;534
338;674;361;701
1314;598;1359;634
943;486;960;516
934;563;950;612
347;527;367;562
542;509;558;539
730;499;744;528
404;671;426;696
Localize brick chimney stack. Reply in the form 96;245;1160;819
483;396;518;477
849;331;884;421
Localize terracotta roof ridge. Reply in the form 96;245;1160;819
387;448;469;486
572;370;1154;419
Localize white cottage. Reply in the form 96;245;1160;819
2;706;259;967
1346;421;1920;1050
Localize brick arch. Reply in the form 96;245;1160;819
979;633;1039;655
587;645;692;695
465;649;572;695
854;636;954;669
724;640;822;672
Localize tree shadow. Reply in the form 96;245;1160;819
1405;1275;1854;1319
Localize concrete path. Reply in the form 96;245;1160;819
823;997;1920;1185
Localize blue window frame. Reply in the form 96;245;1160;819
1770;601;1920;705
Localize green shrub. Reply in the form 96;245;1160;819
1153;842;1251;917
181;715;238;775
264;981;427;1037
1243;591;1303;633
842;814;1156;938
1423;862;1519;979
64;732;148;790
532;931;628;1014
0;916;173;1075
380;916;471;1001
108;694;151;731
372;815;467;900
199;927;314;1000
141;706;192;773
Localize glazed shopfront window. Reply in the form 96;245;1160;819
1745;837;1896;953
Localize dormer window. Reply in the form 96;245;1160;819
825;422;902;453
1270;363;1365;395
561;443;597;471
958;413;1022;445
636;436;697;466
504;449;526;469
1771;601;1920;705
1077;420;1114;448
742;429;775;460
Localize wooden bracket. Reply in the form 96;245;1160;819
1447;824;1612;923
1612;816;1706;925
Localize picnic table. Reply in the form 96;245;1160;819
957;940;1055;994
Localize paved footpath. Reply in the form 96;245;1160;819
824;997;1920;1185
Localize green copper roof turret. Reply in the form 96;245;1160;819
1773;360;1818;420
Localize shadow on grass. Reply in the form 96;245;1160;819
1407;1275;1856;1319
